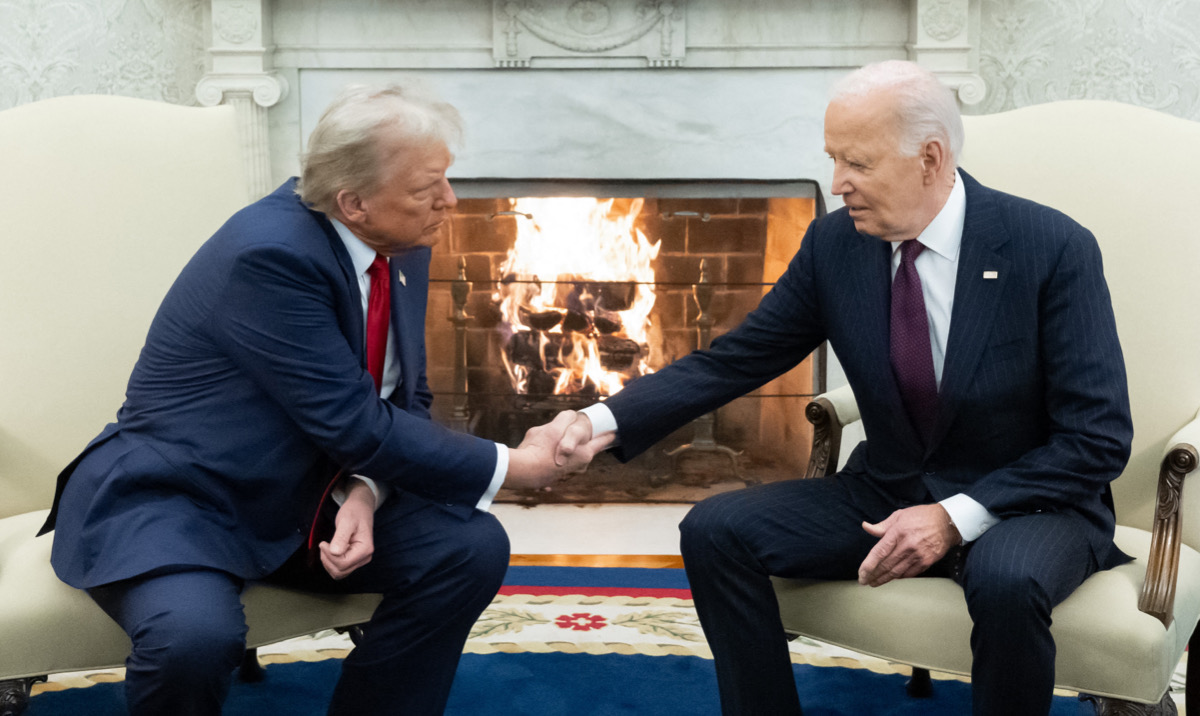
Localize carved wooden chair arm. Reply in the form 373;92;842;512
1137;409;1200;627
804;391;1200;631
804;384;859;479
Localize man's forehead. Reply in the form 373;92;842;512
828;90;896;124
825;95;899;146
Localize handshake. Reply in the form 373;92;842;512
503;411;617;490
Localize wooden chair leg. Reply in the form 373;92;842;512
238;647;265;682
906;667;933;697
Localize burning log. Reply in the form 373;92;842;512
519;306;564;331
527;369;558;395
505;331;546;367
598;335;640;371
562;310;590;333
597;281;637;311
593;314;622;335
494;196;661;399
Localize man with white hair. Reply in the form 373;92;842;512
556;60;1132;714
40;84;602;715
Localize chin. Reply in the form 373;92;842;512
851;220;878;237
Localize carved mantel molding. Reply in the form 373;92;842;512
493;0;685;68
485;0;984;104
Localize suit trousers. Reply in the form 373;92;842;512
88;491;510;716
678;473;1099;716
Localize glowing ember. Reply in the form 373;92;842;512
494;197;661;396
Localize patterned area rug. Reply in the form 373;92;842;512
30;565;1187;714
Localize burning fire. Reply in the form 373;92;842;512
495;197;661;397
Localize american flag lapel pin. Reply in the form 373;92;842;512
982;270;999;280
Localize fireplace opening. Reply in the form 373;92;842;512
426;180;825;505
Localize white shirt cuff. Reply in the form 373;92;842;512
939;493;1000;543
331;475;388;509
474;443;508;512
579;403;618;439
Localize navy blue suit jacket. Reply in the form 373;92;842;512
604;171;1133;566
43;180;498;589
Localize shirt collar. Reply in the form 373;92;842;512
893;169;966;262
329;218;378;277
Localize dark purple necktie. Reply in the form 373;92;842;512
890;240;939;443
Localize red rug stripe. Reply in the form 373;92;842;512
497;585;692;599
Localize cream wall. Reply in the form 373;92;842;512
0;0;207;109
972;0;1200;118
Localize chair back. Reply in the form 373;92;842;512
0;95;247;518
961;101;1200;547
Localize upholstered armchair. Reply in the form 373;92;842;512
0;95;381;716
774;100;1200;714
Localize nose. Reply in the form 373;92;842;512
830;163;851;197
437;178;457;210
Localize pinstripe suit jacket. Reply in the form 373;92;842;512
605;170;1133;566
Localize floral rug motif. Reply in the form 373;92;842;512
468;593;706;658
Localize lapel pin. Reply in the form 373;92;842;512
397;271;407;287
982;270;998;280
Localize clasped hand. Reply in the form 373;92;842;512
320;479;376;580
857;503;961;587
504;410;615;491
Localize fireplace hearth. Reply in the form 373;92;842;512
425;179;824;504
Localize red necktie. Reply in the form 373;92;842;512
890;240;939;443
366;253;390;392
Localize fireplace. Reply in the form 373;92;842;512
423;179;825;504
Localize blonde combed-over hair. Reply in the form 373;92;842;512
297;83;463;216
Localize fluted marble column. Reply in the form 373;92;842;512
197;0;288;201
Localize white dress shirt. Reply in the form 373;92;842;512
582;170;999;542
330;219;507;512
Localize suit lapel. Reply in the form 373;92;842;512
928;174;1011;450
313;207;368;367
388;258;414;408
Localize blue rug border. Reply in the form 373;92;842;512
29;650;1089;716
502;565;689;589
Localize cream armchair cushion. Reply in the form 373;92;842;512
0;95;380;713
774;99;1200;710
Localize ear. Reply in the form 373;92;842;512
334;189;368;225
920;139;949;184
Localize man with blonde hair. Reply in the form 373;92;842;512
41;83;601;715
557;60;1132;714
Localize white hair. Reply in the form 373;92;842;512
297;82;463;215
831;60;964;163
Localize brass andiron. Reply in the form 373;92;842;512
665;259;743;478
448;256;471;433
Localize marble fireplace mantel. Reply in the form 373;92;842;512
197;0;985;202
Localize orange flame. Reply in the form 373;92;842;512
495;197;661;396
